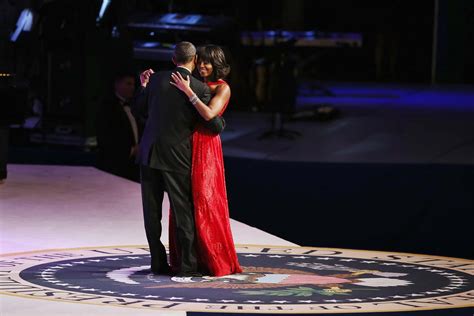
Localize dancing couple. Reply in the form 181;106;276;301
133;42;242;277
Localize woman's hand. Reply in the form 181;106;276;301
170;72;193;97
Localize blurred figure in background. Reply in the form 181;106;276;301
0;85;24;185
96;70;140;181
0;121;8;185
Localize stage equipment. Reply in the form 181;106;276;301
127;12;236;61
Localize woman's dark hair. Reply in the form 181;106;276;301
197;45;230;81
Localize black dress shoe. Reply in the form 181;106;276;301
175;271;203;278
151;265;172;275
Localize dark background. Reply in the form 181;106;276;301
1;0;473;259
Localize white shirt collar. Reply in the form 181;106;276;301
115;92;127;104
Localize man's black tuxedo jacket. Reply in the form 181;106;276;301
133;67;225;174
96;95;138;177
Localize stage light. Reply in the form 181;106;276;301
96;0;112;24
140;41;161;48
10;9;34;42
265;31;276;37
159;13;201;25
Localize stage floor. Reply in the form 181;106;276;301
1;165;473;315
0;164;295;316
221;82;474;165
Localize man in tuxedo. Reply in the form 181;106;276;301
96;71;140;181
133;42;225;277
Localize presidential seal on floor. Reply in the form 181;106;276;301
1;245;473;315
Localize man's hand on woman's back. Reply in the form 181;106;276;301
140;69;154;88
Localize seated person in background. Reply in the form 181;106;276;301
97;70;140;181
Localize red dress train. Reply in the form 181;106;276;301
169;80;242;276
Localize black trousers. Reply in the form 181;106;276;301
139;164;198;272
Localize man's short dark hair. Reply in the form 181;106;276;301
114;69;136;83
173;41;196;64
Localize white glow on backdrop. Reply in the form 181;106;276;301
97;0;112;23
10;9;33;42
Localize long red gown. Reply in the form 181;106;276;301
169;80;242;276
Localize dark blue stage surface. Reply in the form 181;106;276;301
297;82;474;112
221;82;474;260
222;82;474;164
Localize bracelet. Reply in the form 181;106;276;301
191;97;200;105
189;93;199;105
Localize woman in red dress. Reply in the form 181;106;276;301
169;45;242;277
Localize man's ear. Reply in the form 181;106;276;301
172;56;176;65
193;55;198;64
